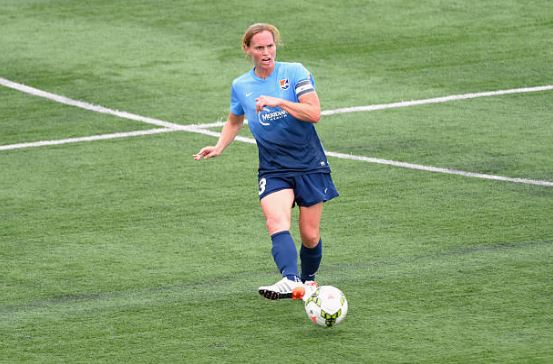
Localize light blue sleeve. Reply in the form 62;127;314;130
293;63;316;99
295;63;315;85
230;83;244;116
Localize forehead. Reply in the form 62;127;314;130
249;30;275;47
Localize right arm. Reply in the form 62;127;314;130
193;112;245;160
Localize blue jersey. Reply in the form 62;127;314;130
230;62;331;177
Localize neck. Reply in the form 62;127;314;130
254;65;275;79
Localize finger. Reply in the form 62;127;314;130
193;149;208;160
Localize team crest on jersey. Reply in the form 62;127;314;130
279;78;290;90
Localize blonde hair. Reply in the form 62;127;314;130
242;23;281;50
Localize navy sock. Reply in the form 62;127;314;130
271;231;300;281
300;239;323;282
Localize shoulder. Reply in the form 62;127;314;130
278;61;306;73
232;69;254;88
278;62;312;80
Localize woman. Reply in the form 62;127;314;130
194;23;339;300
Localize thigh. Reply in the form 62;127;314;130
260;188;295;235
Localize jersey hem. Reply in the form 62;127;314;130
258;168;331;179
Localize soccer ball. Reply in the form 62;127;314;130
304;285;348;327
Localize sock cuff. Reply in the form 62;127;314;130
301;239;322;251
271;230;291;239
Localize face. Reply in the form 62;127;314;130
245;30;277;75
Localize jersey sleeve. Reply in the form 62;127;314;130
230;83;244;116
294;63;316;99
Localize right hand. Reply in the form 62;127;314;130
193;146;221;160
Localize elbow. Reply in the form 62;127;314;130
311;111;321;123
307;107;321;123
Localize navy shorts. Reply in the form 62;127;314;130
258;173;339;207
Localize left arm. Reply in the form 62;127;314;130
255;92;321;123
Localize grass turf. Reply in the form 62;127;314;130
1;0;552;363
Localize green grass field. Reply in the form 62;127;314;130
1;1;552;362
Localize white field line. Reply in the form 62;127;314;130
0;128;174;151
1;77;552;187
325;151;553;187
188;84;553;128
0;77;214;132
321;85;553;116
181;127;553;187
0;77;185;130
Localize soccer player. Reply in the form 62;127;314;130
194;23;339;300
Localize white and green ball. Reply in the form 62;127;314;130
304;286;348;327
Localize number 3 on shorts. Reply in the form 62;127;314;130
258;178;267;195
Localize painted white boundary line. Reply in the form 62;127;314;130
0;77;186;130
177;128;553;187
325;151;553;187
0;128;174;151
147;84;553;128
0;77;219;132
321;85;553;116
1;77;552;187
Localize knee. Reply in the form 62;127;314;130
300;230;320;248
265;216;290;236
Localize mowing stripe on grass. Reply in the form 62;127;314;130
1;77;552;187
